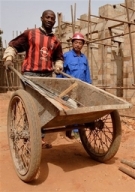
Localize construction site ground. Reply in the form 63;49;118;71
0;92;135;192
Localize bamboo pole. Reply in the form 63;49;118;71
16;31;18;37
1;37;4;55
74;3;76;33
94;42;117;47
61;21;80;27
121;159;135;169
90;14;135;25
68;30;135;45
124;0;135;83
13;31;14;39
87;30;135;44
53;21;80;30
120;4;135;12
57;12;62;41
77;18;97;24
87;1;93;81
87;0;90;58
119;166;135;179
108;23;124;29
89;1;93;80
64;42;103;47
101;19;107;85
71;5;75;35
4;40;7;48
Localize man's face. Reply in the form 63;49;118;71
72;40;84;52
41;11;56;30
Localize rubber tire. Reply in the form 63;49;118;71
79;110;122;162
7;89;42;182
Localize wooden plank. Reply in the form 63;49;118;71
59;82;78;98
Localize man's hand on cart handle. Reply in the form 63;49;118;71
3;46;17;70
4;60;14;70
54;60;63;74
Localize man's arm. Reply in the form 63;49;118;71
3;46;17;69
53;42;64;74
8;30;29;52
3;30;29;69
3;30;29;60
3;46;17;61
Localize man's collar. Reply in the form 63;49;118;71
39;27;54;35
72;49;83;57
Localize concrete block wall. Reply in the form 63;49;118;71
123;0;135;101
99;4;125;17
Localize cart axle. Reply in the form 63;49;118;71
42;124;85;133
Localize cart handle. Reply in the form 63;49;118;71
60;71;73;78
8;65;26;83
8;66;77;109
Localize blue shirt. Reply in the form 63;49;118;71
57;49;92;83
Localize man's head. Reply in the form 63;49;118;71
72;33;85;53
41;10;56;32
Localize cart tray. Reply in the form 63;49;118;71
25;77;132;128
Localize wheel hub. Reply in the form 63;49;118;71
95;120;104;130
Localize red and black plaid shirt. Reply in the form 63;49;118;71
9;28;63;72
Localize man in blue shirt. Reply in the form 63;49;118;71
57;32;92;139
58;32;92;83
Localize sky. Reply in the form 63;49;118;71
0;0;122;47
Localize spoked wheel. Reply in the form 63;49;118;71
7;89;42;182
79;110;122;162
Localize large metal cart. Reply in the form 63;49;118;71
7;67;132;182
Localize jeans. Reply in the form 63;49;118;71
73;129;78;133
24;71;53;138
23;71;53;77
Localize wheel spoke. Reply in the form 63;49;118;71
86;125;112;153
9;97;31;175
79;112;119;159
7;90;42;182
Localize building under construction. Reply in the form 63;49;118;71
0;0;135;115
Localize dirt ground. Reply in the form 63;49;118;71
0;92;135;192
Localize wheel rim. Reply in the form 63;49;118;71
80;113;114;157
8;96;31;175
